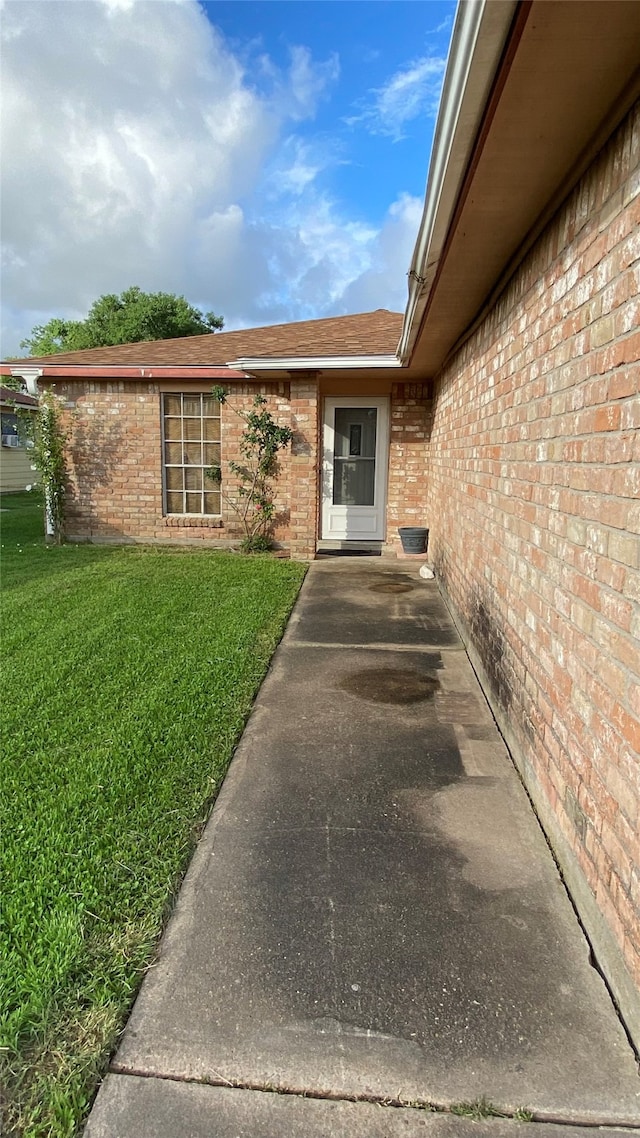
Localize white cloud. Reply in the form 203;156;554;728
256;43;339;123
287;45;340;121
190;189;375;328
1;0;276;338
0;0;419;356
212;191;422;327
347;55;446;142
270;137;325;197
340;193;423;314
99;0;136;11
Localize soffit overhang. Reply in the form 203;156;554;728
402;0;640;380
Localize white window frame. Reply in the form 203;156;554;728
161;393;222;517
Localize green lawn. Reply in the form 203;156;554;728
0;493;306;1136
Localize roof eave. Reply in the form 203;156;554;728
398;0;519;364
228;355;402;371
401;0;640;377
6;365;249;392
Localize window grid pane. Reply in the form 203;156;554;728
162;393;221;516
164;417;182;441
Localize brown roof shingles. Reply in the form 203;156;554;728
8;310;403;368
0;385;38;406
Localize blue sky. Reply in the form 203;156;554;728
1;0;455;355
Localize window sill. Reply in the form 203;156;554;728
164;515;223;528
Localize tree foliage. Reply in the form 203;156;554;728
21;287;224;356
1;375;25;392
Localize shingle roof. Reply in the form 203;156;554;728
0;385;38;406
11;310;403;367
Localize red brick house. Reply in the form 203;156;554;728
7;310;415;558
6;1;640;1048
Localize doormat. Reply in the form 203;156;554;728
315;549;382;558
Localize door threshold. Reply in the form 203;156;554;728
316;540;383;557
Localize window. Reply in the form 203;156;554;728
1;411;22;448
162;394;221;515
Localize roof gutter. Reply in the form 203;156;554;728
398;0;519;364
228;355;402;371
7;365;248;390
9;367;43;396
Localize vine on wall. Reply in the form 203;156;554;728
18;390;68;543
206;387;293;552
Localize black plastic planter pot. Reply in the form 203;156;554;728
398;526;429;554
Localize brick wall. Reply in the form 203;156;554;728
424;102;639;1036
289;379;320;559
386;382;432;549
59;381;165;542
219;383;294;546
53;379;318;556
53;377;434;560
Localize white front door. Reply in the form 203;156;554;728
321;397;389;541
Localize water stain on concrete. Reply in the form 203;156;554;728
425;778;547;892
339;667;440;705
369;582;414;594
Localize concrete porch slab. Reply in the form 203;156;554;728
288;563;461;646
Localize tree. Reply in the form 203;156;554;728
0;374;25;392
20;287;224;355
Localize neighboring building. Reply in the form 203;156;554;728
0;386;38;493
5;2;639;1048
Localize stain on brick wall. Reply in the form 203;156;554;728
426;103;640;997
468;587;513;715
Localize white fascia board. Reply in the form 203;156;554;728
227;355;402;370
398;0;518;364
10;367;43;395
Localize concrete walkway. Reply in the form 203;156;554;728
86;560;639;1136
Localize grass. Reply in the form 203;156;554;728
450;1097;533;1122
450;1097;503;1120
0;492;306;1136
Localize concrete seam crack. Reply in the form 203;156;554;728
107;1066;640;1128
